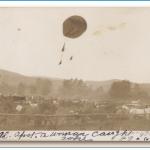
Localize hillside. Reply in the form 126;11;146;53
0;69;117;90
0;69;150;96
86;79;120;92
0;69;35;86
0;69;62;87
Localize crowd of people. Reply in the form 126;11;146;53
0;94;150;130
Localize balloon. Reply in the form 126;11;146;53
63;15;87;39
58;15;87;66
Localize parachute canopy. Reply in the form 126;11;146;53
63;15;87;39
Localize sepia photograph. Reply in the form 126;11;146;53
1;6;150;141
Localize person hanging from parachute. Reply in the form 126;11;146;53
58;43;65;65
59;15;87;65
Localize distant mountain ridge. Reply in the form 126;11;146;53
0;69;150;95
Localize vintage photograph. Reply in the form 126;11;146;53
0;7;150;131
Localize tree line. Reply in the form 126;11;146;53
0;78;149;100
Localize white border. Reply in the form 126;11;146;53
0;1;150;145
0;1;150;7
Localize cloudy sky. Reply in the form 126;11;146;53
0;7;150;83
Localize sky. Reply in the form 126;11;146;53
0;7;150;83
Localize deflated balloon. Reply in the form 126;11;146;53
63;15;87;39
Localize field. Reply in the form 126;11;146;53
0;95;150;130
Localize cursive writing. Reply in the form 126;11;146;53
0;130;150;141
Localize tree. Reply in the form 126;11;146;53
35;78;52;96
59;79;74;97
60;79;91;98
94;86;104;99
17;82;26;96
132;83;148;99
29;85;37;95
0;81;10;95
109;80;131;99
